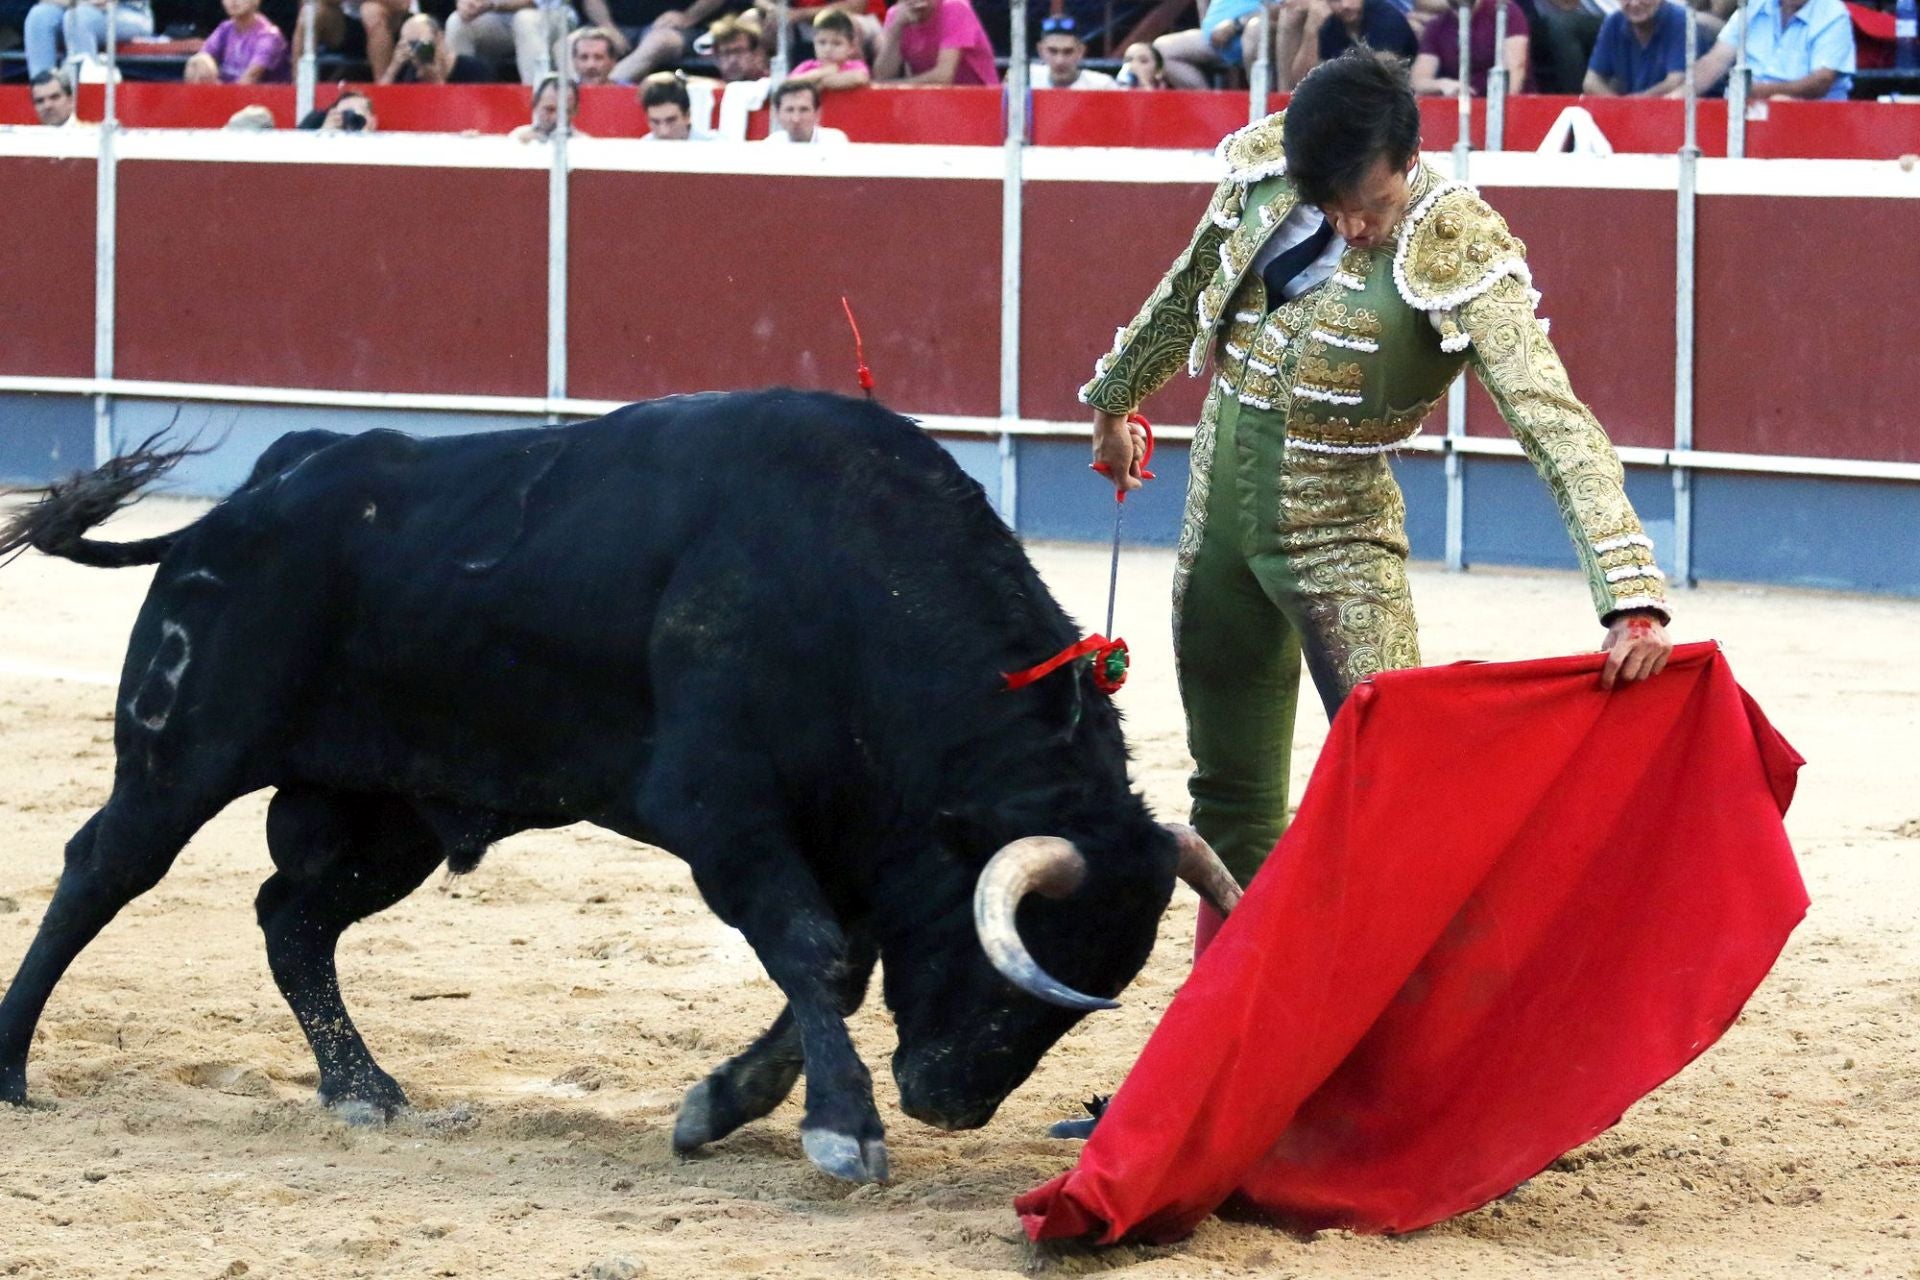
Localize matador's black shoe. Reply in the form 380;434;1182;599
1047;1094;1109;1140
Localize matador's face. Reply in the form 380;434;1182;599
1317;154;1418;252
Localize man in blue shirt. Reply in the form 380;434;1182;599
1679;0;1856;100
1584;0;1693;96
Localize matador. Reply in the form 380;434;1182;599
1086;52;1674;892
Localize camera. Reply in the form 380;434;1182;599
340;109;367;132
410;38;436;63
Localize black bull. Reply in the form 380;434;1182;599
0;390;1237;1182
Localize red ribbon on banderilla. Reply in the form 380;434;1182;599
1002;414;1155;697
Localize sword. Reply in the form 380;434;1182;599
1089;414;1155;639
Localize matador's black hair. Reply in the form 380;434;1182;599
1283;48;1422;207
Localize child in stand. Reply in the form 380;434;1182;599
184;0;290;83
786;8;870;90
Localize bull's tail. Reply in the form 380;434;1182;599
0;434;201;570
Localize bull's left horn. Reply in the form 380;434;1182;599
1164;823;1243;918
972;837;1118;1012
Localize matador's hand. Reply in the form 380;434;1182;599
1600;613;1673;690
1091;410;1146;493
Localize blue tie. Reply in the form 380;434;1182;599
1261;215;1336;303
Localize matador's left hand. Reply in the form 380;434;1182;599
1599;612;1673;690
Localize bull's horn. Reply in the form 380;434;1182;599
1164;823;1243;918
972;837;1118;1012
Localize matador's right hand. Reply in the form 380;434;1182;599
1091;410;1146;494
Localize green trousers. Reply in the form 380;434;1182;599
1173;390;1423;886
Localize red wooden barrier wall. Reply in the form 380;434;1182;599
4;85;1920;158
5;150;1916;467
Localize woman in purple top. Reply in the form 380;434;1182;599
874;0;1000;86
1410;0;1528;95
184;0;292;84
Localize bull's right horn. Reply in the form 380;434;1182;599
1164;823;1243;917
972;837;1119;1012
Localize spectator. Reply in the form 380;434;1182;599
1679;0;1854;98
24;0;154;77
511;72;587;138
447;0;574;84
1583;0;1692;95
752;0;882;63
298;87;378;129
185;0;291;83
1531;0;1603;91
1117;38;1168;86
1410;0;1528;94
605;0;729;82
637;68;711;136
787;7;870;88
1154;0;1272;90
1277;0;1417;89
290;0;411;90
29;68;76;125
707;9;770;79
381;13;497;81
569;24;617;82
1032;14;1115;87
225;102;276;127
763;77;848;141
874;0;999;85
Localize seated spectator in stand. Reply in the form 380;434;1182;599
29;68;76;125
298;87;378;129
291;0;411;91
23;0;153;77
637;68;712;136
1153;0;1270;90
1583;0;1692;95
1032;14;1116;87
605;0;728;82
381;13;497;81
186;0;291;83
225;102;276;127
1531;0;1603;92
1117;39;1168;86
447;0;575;84
511;72;587;138
1410;0;1528;93
1678;0;1853;99
875;0;999;85
569;24;618;81
786;7;870;88
753;0;882;65
1277;0;1417;89
763;77;849;141
706;9;771;80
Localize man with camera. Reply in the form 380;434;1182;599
380;12;498;81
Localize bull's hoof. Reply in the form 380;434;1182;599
1047;1093;1108;1140
0;1073;26;1108
801;1128;890;1184
319;1070;409;1124
670;1077;719;1153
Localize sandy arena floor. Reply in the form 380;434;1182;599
0;496;1916;1280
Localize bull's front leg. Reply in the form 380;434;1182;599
673;937;877;1155
684;853;887;1183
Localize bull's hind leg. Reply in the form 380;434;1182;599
256;789;444;1119
672;937;877;1154
0;783;220;1104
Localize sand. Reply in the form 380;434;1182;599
1;496;1916;1280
